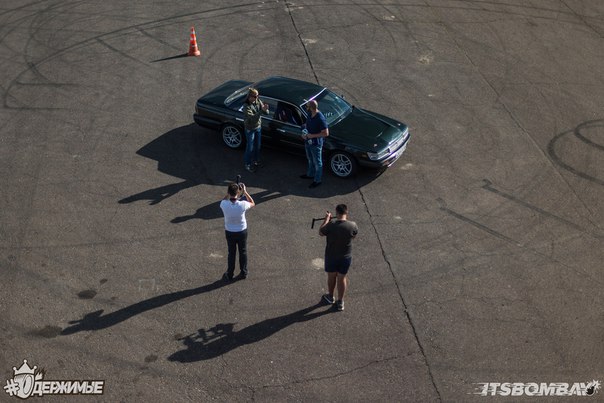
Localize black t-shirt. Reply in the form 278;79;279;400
320;220;358;259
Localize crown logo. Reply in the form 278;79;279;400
13;359;37;376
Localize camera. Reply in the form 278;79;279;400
311;211;332;229
236;175;244;189
235;174;247;201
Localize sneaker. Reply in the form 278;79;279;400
222;272;233;282
245;164;256;173
308;181;322;188
237;272;247;280
299;174;313;179
253;161;264;168
335;300;344;311
322;294;335;305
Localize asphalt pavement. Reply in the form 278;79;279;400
1;1;603;402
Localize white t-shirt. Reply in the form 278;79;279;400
220;199;253;232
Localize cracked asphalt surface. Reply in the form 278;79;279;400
1;1;603;401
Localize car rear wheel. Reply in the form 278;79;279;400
329;151;357;178
221;124;244;149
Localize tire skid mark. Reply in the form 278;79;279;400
1;1;275;110
95;37;153;68
284;1;582;25
481;179;603;239
1;0;87;108
0;0;81;274
547;120;604;187
0;0;50;18
438;197;604;287
436;197;521;246
136;27;181;52
573;119;604;151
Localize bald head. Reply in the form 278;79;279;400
307;100;318;112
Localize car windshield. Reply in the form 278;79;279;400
303;90;352;125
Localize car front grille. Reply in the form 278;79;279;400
389;134;405;153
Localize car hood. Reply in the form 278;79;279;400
330;107;406;151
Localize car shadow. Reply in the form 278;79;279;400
168;301;334;362
119;124;383;220
60;279;227;335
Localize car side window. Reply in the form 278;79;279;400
274;102;304;126
259;97;278;116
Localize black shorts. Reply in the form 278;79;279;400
324;257;352;275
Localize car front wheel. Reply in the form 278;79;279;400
329;151;358;178
221;124;244;149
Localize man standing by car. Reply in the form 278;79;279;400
300;100;329;188
220;182;255;281
319;204;358;311
244;88;269;172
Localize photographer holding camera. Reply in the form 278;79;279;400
220;182;255;281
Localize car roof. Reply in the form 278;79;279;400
253;76;325;107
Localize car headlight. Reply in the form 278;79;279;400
367;149;390;161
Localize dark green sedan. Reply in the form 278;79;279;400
193;76;410;178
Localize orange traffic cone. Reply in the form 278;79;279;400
188;27;201;57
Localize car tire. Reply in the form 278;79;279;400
221;124;244;149
328;151;358;178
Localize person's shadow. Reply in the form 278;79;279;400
61;279;226;335
168;302;333;362
118;124;212;206
118;124;382;221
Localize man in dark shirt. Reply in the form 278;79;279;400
319;204;358;311
300;100;329;188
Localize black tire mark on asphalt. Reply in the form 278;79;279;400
95;37;154;68
481;179;603;239
560;0;604;39
436;197;520;246
1;0;87;108
284;1;583;25
547;120;604;187
1;1;275;109
1;0;593;110
573;120;604;151
136;27;182;52
0;0;49;18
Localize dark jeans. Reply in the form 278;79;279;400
225;229;248;277
244;127;261;166
304;141;323;183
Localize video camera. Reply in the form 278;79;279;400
235;174;247;201
311;211;332;229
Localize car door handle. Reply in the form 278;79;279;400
236;118;243;122
277;128;286;133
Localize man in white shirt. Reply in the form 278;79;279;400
219;182;255;281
